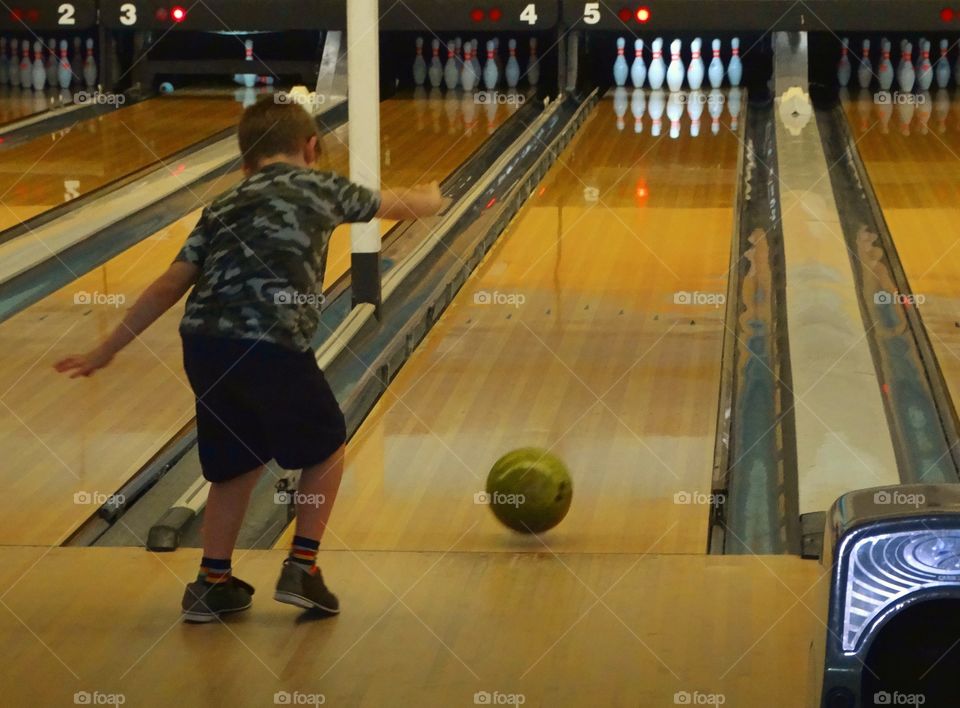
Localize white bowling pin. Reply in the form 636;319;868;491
461;42;477;91
31;41;46;91
83;38;96;87
45;38;57;87
526;38;539;86
878;39;894;91
857;40;872;89
8;39;20;88
708;39;724;89
613;86;628;131
666;39;685;92
687;38;704;91
727;38;743;87
428;39;443;88
505;38;520;88
917;40;934;92
413;37;427;86
0;38;7;86
493;38;502;74
648;38;666;90
666;92;684;138
444;40;459;90
630;39;646;89
708;89;724;135
630;88;646;133
455;37;463;70
483;40;498;91
648;89;666;137
898;42;915;92
57;39;71;89
19;41;32;88
470;40;481;82
687;90;704;137
613;37;629;87
915;38;926;74
936;39;951;89
243;40;255;88
727;87;742;131
837;38;851;87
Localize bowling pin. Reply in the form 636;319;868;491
687;38;704;91
898;42;915;92
19;40;32;89
666;39;685;92
57;39;71;89
917;40;934;92
9;39;19;88
493;38;502;75
708;89;724;135
0;38;8;86
483;40;498;91
630;88;646;133
727;38;743;87
243;39;255;89
505;39;520;88
83;38;96;88
837;38;851;87
666;92;684;138
688;90;704;137
413;37;427;86
857;39;872;89
444;40;459;90
613;86;628;131
455;37;463;71
878;39;894;91
45;38;57;87
936;39;951;89
915;38;926;75
708;39;724;89
471;40;482;83
428;39;443;88
613;37;629;87
31;41;46;91
648;38;666;90
461;41;478;91
648;89;665;137
527;38;540;86
630;39;646;89
727;86;742;131
71;37;81;72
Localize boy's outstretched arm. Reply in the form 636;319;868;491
376;181;446;221
55;261;199;378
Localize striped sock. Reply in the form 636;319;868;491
199;556;232;585
288;535;320;572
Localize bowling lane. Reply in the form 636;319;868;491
277;92;742;555
0;95;244;233
842;92;960;422
0;94;512;546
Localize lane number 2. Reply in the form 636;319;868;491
58;3;76;25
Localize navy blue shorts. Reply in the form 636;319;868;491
182;335;347;483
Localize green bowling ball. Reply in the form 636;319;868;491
485;447;573;533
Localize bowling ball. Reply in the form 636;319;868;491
485;447;573;533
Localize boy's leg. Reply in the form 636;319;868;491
203;464;265;558
294;445;345;542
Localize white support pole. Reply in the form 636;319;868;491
348;0;382;259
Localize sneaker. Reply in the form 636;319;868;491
274;560;340;613
181;576;255;623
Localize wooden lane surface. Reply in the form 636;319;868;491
0;96;243;233
0;87;54;127
277;95;741;555
842;91;960;429
0;547;820;706
0;96;510;546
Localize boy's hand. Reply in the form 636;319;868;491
54;345;116;378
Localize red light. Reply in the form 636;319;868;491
155;8;168;21
26;9;39;22
636;6;651;22
9;8;23;22
489;7;503;21
941;7;955;21
470;8;485;22
171;6;187;22
618;8;632;22
486;197;498;209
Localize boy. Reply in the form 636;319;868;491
56;97;444;622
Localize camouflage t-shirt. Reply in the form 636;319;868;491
176;163;380;352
